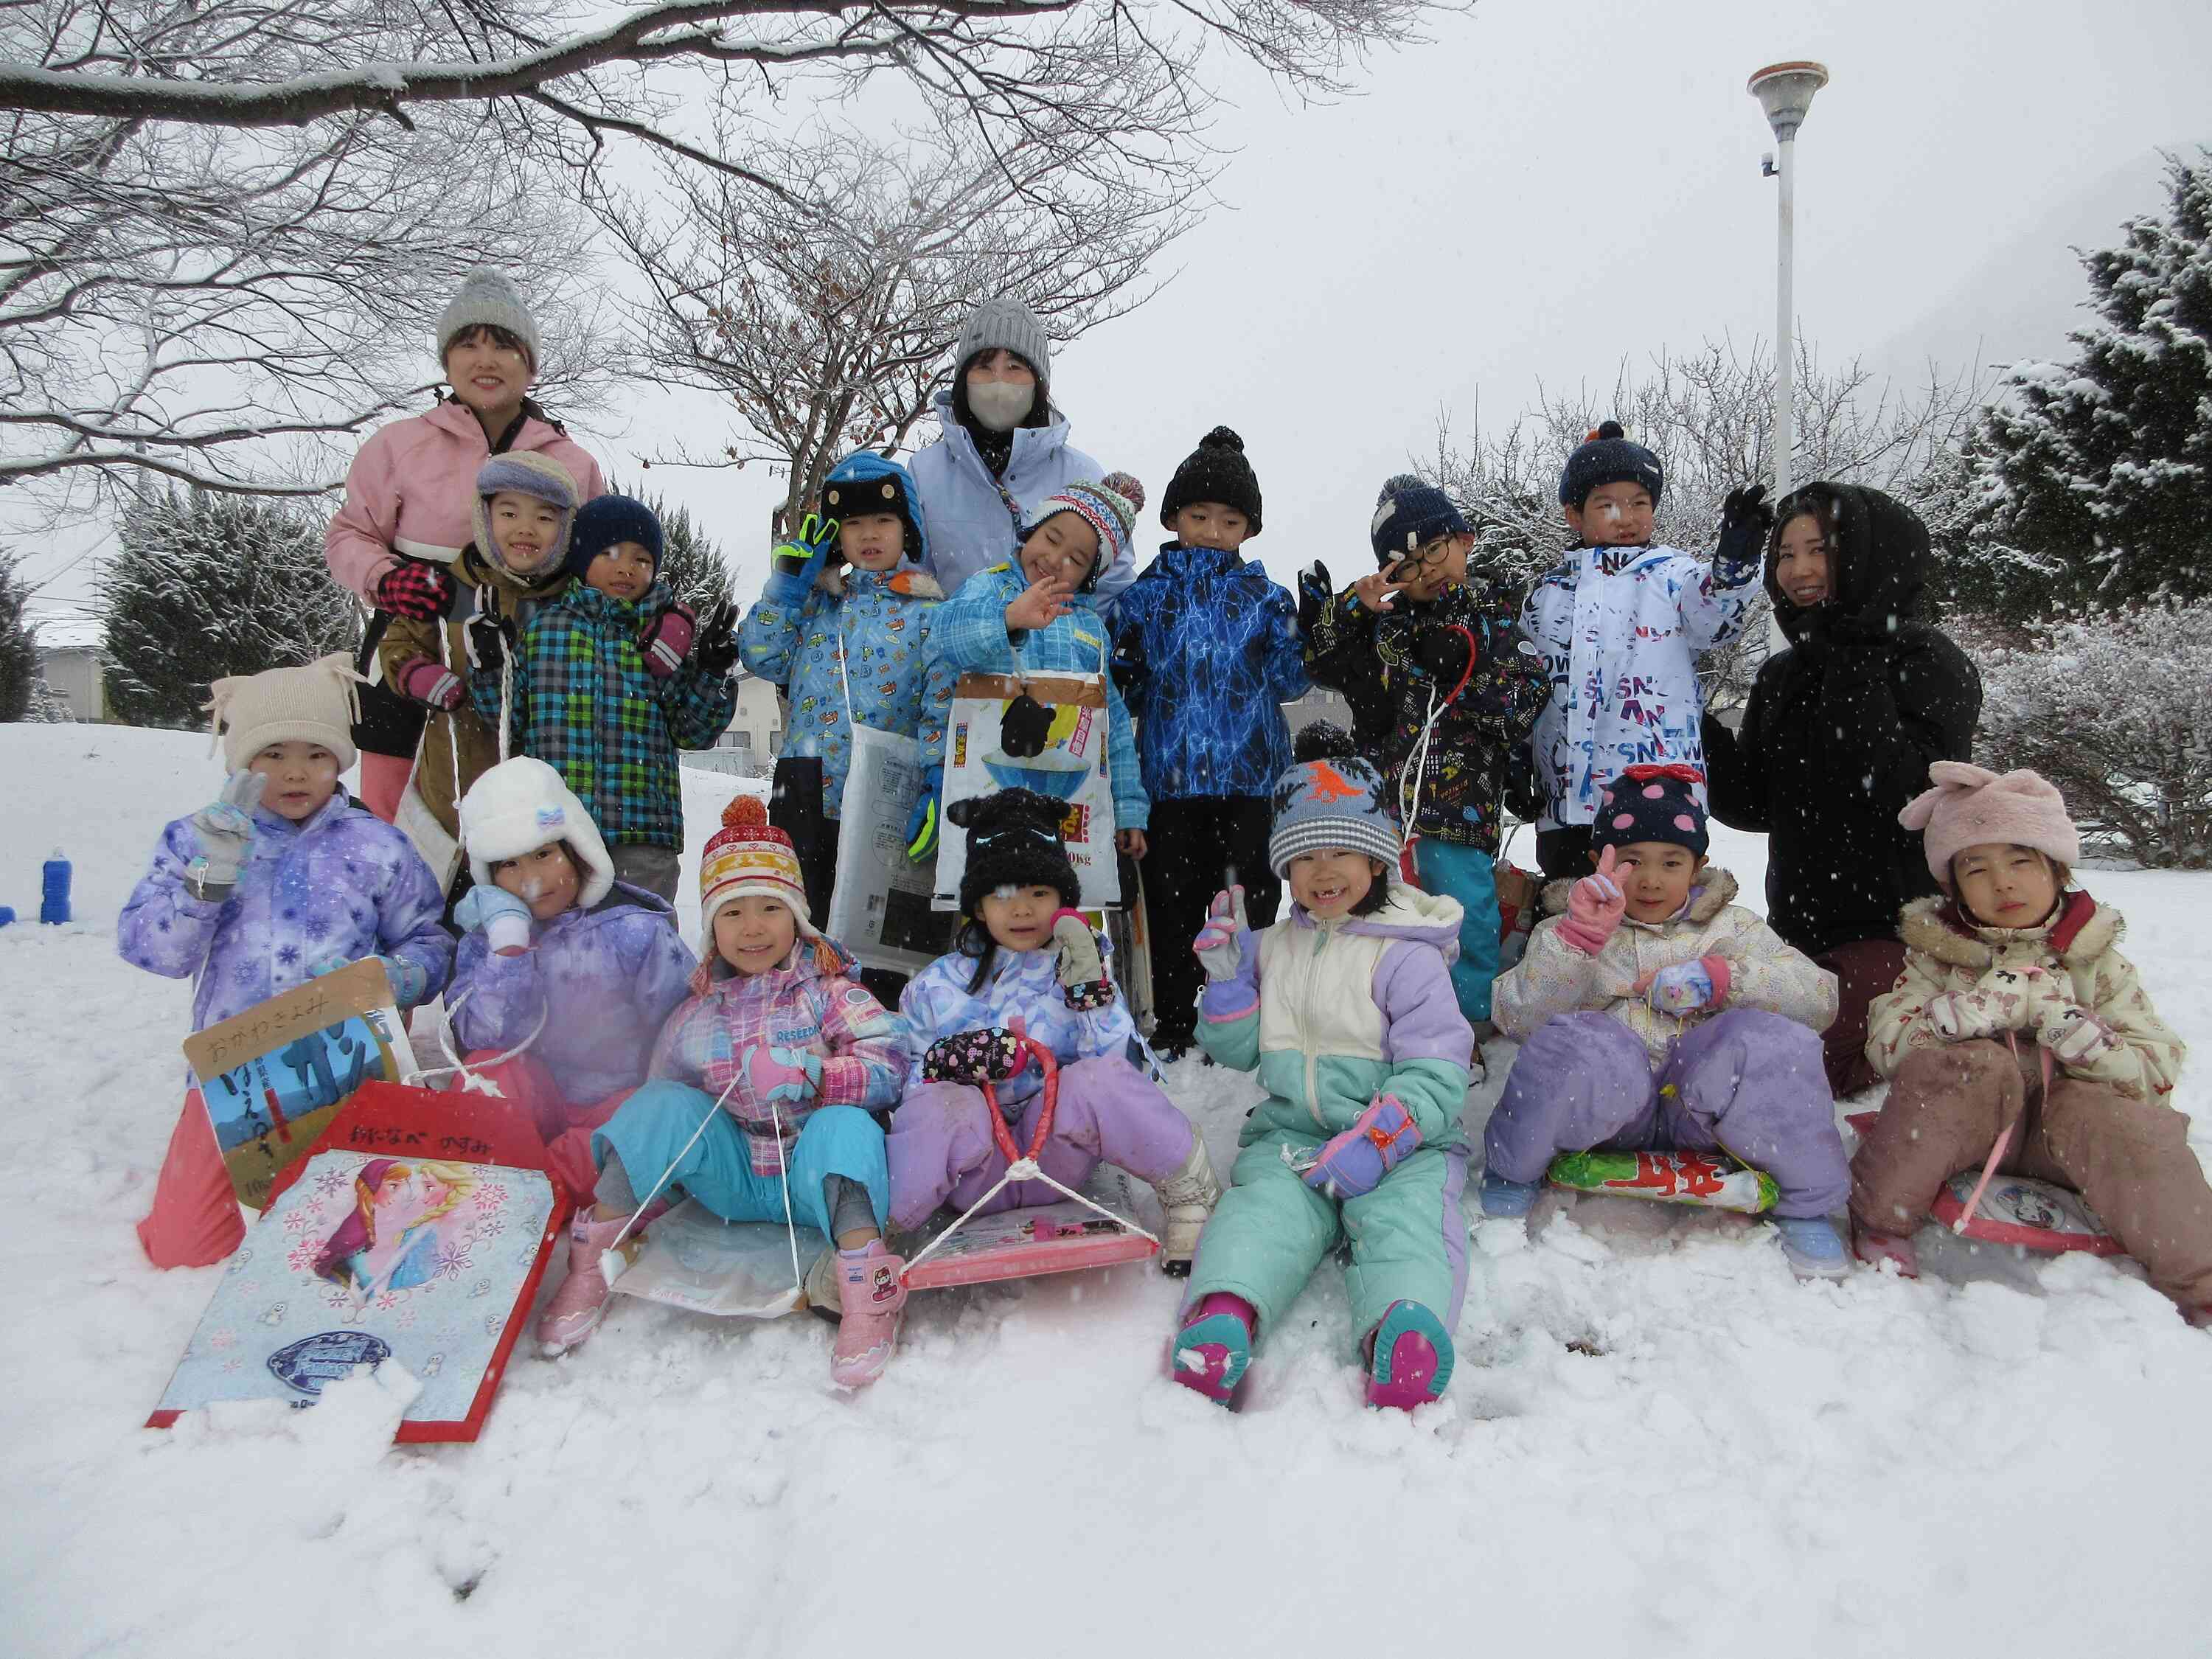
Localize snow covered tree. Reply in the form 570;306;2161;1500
605;483;736;616
1975;602;2212;869
1972;152;2212;613
0;552;41;723
100;490;362;729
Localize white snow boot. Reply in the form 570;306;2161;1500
1153;1135;1222;1276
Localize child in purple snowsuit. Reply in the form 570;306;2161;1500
1481;765;1851;1278
888;789;1220;1267
119;655;453;1267
447;757;698;1197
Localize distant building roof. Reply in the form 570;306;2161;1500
29;614;103;652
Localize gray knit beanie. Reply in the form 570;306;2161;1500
956;297;1051;381
437;268;542;368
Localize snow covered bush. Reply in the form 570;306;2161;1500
100;490;361;729
0;553;39;723
1973;602;2212;868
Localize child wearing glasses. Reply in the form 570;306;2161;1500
1303;477;1548;1046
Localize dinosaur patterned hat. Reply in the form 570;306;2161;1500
1267;722;1402;877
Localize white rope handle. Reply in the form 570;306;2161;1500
602;1072;743;1263
768;1093;805;1305
400;985;546;1093
1398;685;1447;841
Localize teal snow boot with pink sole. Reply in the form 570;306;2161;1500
1366;1300;1453;1410
1169;1293;1255;1405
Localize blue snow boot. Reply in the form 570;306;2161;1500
1773;1215;1851;1281
1479;1172;1540;1219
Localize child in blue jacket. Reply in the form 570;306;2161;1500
1110;428;1307;1055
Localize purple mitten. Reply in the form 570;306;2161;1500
639;602;698;679
743;1043;821;1109
922;1029;1026;1087
1304;1094;1422;1201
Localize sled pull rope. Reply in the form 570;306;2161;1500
600;1073;745;1280
768;1092;805;1307
1953;1039;2055;1236
1397;625;1479;844
403;985;547;1093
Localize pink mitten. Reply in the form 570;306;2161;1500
395;656;463;711
639;602;698;679
742;1043;820;1109
1558;845;1627;956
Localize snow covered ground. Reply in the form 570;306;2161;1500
7;723;2212;1658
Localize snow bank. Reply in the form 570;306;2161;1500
5;727;2212;1657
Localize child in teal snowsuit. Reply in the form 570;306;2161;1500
1170;726;1476;1411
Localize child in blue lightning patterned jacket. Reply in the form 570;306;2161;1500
1110;428;1308;1055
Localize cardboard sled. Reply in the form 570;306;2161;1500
1845;1111;2121;1256
150;1081;570;1444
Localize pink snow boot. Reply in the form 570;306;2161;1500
538;1208;634;1357
1364;1300;1453;1411
829;1241;906;1389
1169;1292;1255;1405
1851;1217;1920;1279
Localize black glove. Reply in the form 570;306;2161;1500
695;598;740;678
1714;484;1774;584
1297;560;1333;636
465;608;509;676
1414;622;1475;689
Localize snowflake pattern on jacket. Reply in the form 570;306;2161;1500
1521;541;1757;832
1304;579;1548;852
1109;542;1310;800
650;933;908;1176
448;881;698;1106
899;945;1138;1114
119;789;454;1037
471;577;737;852
925;560;1150;831
737;561;956;821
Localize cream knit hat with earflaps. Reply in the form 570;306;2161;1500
458;757;615;909
204;653;363;772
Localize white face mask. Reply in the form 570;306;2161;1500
967;379;1034;434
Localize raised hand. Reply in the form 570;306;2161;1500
187;769;265;894
1350;560;1406;614
1192;886;1252;984
769;512;840;588
694;598;740;678
1006;574;1074;634
1296;560;1334;634
639;600;698;679
453;885;535;954
1715;482;1774;582
374;560;456;622
1559;845;1627;955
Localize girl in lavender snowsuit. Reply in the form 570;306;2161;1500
887;789;1220;1265
119;655;453;1268
1481;765;1851;1277
447;757;698;1200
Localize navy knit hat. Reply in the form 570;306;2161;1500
1267;723;1402;877
1558;421;1664;509
565;493;664;582
1161;426;1263;535
1590;764;1708;857
1368;474;1470;566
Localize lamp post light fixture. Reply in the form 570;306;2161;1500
1747;60;1829;503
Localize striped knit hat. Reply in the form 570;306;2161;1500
1024;474;1144;592
1267;723;1402;877
471;451;580;582
699;795;818;938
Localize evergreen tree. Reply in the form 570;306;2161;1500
101;489;362;728
0;551;42;723
608;482;737;616
1973;152;2212;611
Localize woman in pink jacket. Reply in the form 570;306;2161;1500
324;269;605;823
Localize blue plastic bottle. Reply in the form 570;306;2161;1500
39;849;70;925
0;907;15;926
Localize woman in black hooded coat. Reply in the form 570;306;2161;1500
1703;482;1981;1096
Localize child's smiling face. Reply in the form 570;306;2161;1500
1018;512;1099;591
585;539;655;602
1387;532;1471;602
248;742;340;821
1606;840;1702;925
1171;502;1251;554
838;512;906;572
1288;849;1381;919
977;883;1063;951
714;895;799;975
1566;481;1655;549
487;490;564;574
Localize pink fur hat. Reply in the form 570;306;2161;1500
1899;761;2080;889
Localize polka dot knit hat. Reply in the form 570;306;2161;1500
1589;764;1708;857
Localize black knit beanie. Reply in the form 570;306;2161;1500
1160;425;1263;535
1558;420;1665;509
950;789;1082;917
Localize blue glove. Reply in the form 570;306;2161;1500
764;512;839;605
905;764;944;860
1645;956;1727;1016
313;953;429;1009
1304;1095;1421;1201
453;885;535;953
187;770;265;894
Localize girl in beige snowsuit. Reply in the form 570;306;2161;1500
1852;763;2209;1320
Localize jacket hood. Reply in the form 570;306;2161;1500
815;563;944;603
1896;888;2118;970
1767;482;1933;647
1537;866;1742;929
1293;883;1465;959
824;450;931;570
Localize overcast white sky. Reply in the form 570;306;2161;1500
21;0;2212;620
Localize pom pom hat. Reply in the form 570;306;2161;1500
1899;761;2080;891
437;268;542;369
1161;426;1263;534
1267;723;1402;877
1368;473;1470;566
205;653;363;773
564;494;664;583
699;796;818;937
1558;420;1664;510
459;757;615;908
1024;475;1144;592
1588;765;1709;857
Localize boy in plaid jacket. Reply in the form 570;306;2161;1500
471;494;738;900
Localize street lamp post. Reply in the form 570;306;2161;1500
1747;61;1829;503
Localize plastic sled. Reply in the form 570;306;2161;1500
1844;1111;2122;1256
610;1201;827;1319
901;1037;1159;1293
1547;1147;1778;1214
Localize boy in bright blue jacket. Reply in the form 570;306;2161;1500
737;451;957;932
1110;428;1307;1056
923;475;1151;855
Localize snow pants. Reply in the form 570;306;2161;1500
1486;1009;1850;1219
138;1090;246;1269
1811;938;1904;1099
1141;796;1281;1048
462;1051;632;1203
591;1082;889;1235
1183;1131;1471;1357
1412;838;1501;1025
886;1056;1196;1232
1851;1037;2212;1307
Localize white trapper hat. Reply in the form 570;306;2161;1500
458;757;613;908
